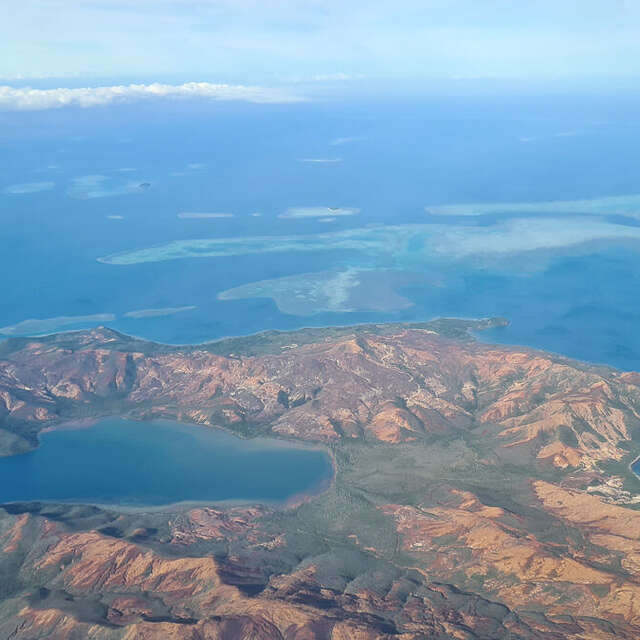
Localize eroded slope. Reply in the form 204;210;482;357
1;320;640;638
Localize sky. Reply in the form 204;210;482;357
1;0;639;84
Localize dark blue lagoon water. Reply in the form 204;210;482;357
0;419;332;507
3;83;640;370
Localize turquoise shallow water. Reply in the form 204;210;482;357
2;90;640;370
0;419;333;507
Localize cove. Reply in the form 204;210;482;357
0;419;333;507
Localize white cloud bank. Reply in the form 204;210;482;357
0;82;304;111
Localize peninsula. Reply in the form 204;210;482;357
2;317;640;639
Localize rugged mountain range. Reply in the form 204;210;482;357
1;318;640;639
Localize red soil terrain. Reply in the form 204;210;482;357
1;322;640;638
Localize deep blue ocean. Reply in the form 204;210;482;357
2;84;640;369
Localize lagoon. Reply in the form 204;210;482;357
0;419;332;507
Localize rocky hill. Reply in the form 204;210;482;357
1;319;640;639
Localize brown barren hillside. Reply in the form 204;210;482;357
2;318;640;638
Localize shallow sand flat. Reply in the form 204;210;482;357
178;212;234;219
98;217;640;267
67;174;150;199
219;269;360;315
219;268;424;315
297;157;343;163
329;135;366;145
2;181;54;195
123;305;197;319
97;225;405;264
432;216;640;257
279;206;360;219
426;193;640;218
0;313;116;336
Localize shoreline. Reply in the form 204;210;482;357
1;316;633;516
40;417;101;434
0;315;507;349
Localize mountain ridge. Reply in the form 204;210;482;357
1;318;640;638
